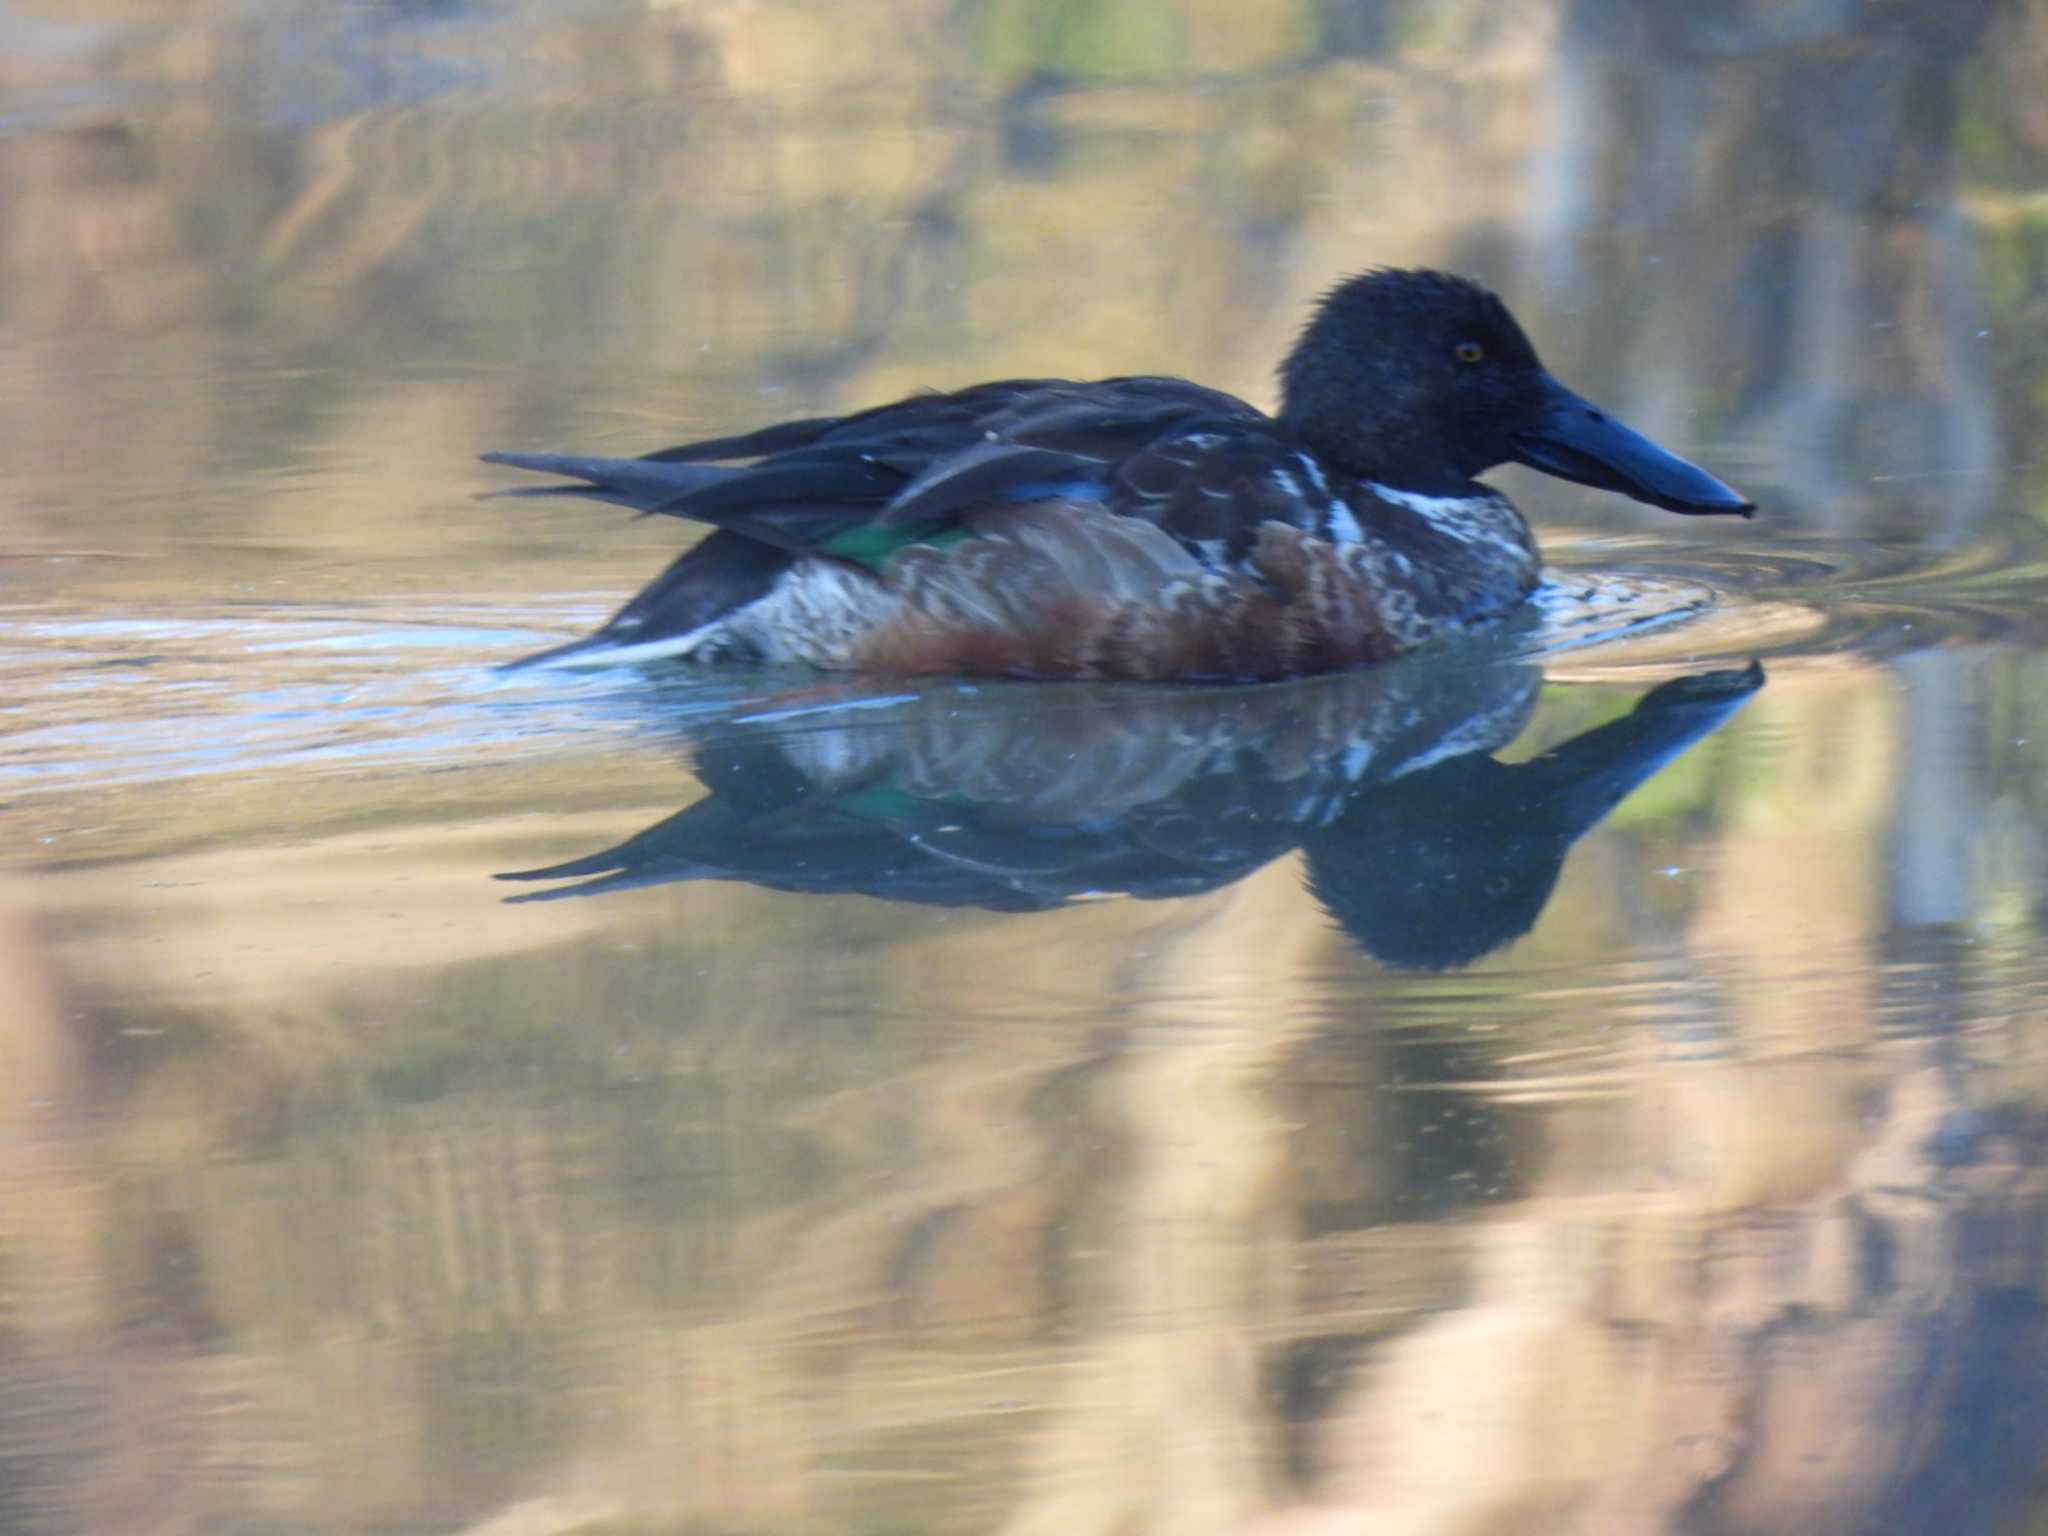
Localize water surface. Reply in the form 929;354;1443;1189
4;3;2048;1533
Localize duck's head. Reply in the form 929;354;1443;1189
1278;268;1752;517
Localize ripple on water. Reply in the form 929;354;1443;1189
0;600;730;797
3;532;2046;798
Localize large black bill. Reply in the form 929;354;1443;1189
1510;377;1753;517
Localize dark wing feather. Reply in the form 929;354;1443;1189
480;452;734;509
881;442;1112;528
508;380;1088;559
640;414;848;464
868;377;1269;533
639;378;1067;464
481;451;895;557
645;450;907;554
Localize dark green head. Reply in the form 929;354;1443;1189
1279;268;1752;516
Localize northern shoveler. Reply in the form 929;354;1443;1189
486;268;1751;680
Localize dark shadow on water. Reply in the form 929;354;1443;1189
498;654;1764;970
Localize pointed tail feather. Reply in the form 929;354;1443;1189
481;451;739;513
496;528;795;672
640;413;848;463
495;630;638;672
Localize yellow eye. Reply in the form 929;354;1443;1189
1455;342;1486;363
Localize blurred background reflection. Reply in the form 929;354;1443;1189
4;1;2048;1533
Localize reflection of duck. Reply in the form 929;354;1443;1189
486;269;1750;680
498;657;1763;970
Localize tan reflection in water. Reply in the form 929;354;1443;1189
6;665;2044;1535
4;0;2047;1530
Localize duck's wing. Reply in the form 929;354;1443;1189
483;376;1345;574
487;378;1244;546
485;379;1074;560
676;376;1278;550
637;377;1066;465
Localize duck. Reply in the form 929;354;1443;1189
485;268;1751;681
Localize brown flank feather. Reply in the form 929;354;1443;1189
849;506;1410;681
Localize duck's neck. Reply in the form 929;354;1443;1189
1296;433;1486;500
1277;394;1481;499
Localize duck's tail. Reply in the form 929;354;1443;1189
498;528;795;672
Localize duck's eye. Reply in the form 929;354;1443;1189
1455;341;1486;364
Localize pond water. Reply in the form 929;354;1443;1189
5;2;2048;1533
